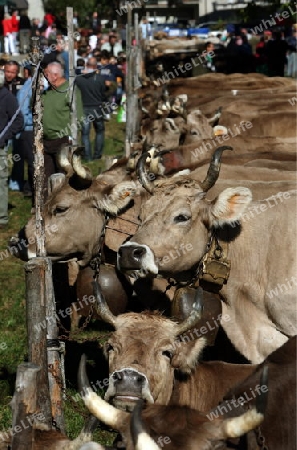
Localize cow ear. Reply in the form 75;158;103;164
97;181;136;215
209;187;252;227
171;337;207;374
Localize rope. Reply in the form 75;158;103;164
0;61;41;142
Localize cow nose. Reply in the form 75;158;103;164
112;369;146;391
8;227;29;261
132;247;146;259
118;244;147;270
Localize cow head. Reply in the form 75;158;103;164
9;151;136;267
93;281;207;411
118;146;252;279
141;116;187;149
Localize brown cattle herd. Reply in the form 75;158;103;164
4;66;297;450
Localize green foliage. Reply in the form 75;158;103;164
239;1;263;22
43;0;123;25
210;19;226;31
44;0;96;25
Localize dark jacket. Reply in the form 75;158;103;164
0;87;24;148
75;70;107;110
19;15;31;30
4;76;25;97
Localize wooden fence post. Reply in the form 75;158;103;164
25;258;52;429
126;10;141;157
67;7;78;147
30;36;46;257
10;363;41;450
45;260;66;433
27;36;65;433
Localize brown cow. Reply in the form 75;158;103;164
79;283;296;449
167;72;296;98
94;282;256;411
118;147;297;363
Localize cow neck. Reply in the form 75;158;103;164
165;230;230;294
194;229;231;293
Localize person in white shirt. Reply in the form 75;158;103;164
101;34;123;57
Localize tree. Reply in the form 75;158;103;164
44;0;95;25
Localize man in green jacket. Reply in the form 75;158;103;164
42;61;83;201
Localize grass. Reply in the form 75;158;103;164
0;116;125;444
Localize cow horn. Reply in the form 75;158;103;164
200;146;233;192
48;173;66;196
78;354;127;430
223;366;268;438
126;150;140;173
174;287;204;336
207;106;222;126
57;144;74;177
72;149;93;180
131;399;161;450
136;152;155;194
93;280;117;327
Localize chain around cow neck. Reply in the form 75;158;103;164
164;230;231;294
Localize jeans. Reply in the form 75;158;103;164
43;136;69;203
10;131;34;193
0;148;8;225
81;108;105;160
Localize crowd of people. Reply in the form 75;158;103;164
195;25;296;77
0;8;129;227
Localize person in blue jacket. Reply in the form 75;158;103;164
10;64;34;199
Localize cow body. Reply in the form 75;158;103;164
118;169;297;362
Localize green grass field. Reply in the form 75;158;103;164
0;117;125;445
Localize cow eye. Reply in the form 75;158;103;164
105;343;114;353
174;214;190;223
162;350;173;360
53;206;69;215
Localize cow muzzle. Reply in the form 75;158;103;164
8;228;30;261
117;242;158;278
105;368;154;412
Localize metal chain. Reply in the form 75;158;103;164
255;426;269;450
162;233;217;292
57;304;98;342
47;340;66;398
47;366;90;419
